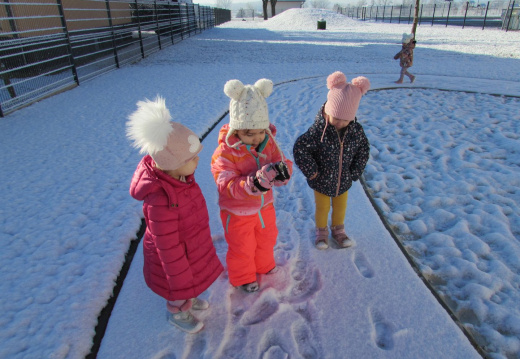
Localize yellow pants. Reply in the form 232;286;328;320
314;190;348;228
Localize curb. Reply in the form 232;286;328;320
359;176;489;359
86;219;146;359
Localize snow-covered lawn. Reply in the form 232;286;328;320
0;8;519;359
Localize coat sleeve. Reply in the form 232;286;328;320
211;147;260;200
293;126;319;179
349;126;370;182
146;199;193;288
394;50;402;60
268;137;294;186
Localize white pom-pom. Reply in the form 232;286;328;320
402;33;413;44
126;96;173;155
224;79;245;100
254;78;273;98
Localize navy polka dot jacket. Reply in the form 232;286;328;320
293;104;370;197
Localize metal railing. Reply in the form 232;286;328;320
0;0;231;117
335;1;515;31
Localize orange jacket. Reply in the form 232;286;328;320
211;124;293;216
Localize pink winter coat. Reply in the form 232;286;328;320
130;155;223;301
211;124;293;216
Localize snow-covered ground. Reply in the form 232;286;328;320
0;8;519;359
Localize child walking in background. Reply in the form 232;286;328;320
127;96;223;334
293;71;370;250
394;33;416;84
211;78;292;293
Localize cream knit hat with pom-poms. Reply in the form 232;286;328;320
126;96;202;171
224;78;273;147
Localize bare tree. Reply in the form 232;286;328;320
411;0;420;35
216;0;232;10
262;0;269;19
271;0;277;17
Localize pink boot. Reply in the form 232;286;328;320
330;224;354;248
315;227;329;250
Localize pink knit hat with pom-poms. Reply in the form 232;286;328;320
126;96;202;171
324;71;370;122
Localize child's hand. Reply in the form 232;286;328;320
272;161;291;181
252;164;277;192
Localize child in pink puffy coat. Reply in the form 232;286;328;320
211;79;292;293
127;96;223;334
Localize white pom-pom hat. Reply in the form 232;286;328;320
224;78;273;148
126;96;202;171
402;33;414;44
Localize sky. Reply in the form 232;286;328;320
196;0;355;11
1;7;519;359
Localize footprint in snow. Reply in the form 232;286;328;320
287;266;322;304
369;309;395;350
291;320;318;359
182;334;207;359
240;290;279;326
262;346;288;359
215;326;249;359
353;251;374;279
259;329;290;359
151;350;176;359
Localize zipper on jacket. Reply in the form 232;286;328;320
335;127;349;197
225;214;231;234
246;145;267;228
334;128;347;197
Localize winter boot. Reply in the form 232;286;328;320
330;224;354;248
191;297;209;311
168;310;204;334
266;266;279;274
241;281;259;293
315;227;329;250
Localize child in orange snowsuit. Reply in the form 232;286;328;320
211;78;293;293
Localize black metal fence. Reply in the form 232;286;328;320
0;0;231;117
335;1;517;31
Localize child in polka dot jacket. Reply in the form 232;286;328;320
293;71;370;250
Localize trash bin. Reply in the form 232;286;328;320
317;19;326;30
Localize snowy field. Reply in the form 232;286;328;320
0;8;519;359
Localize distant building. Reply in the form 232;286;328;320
266;0;305;18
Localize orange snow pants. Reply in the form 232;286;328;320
220;204;278;287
